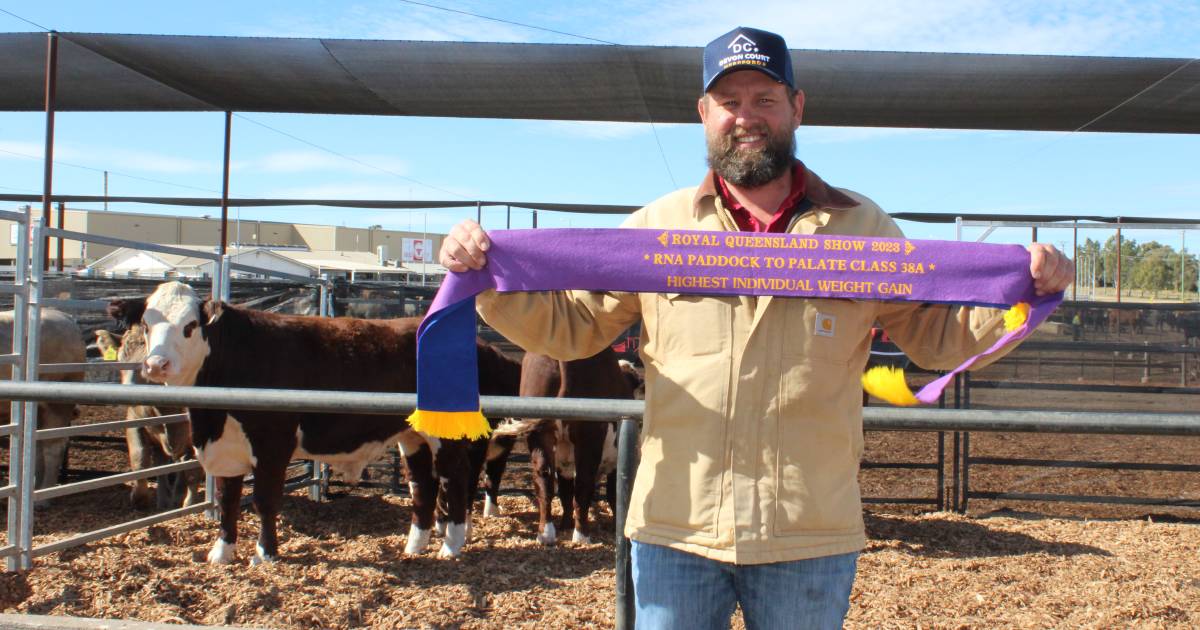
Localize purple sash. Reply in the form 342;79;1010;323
409;229;1062;438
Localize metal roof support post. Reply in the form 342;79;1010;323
204;253;226;517
5;213;29;572
55;201;65;272
1181;231;1187;297
506;204;510;229
41;32;58;274
476;201;481;225
319;275;331;318
1072;226;1078;301
1091;250;1097;300
614;417;639;630
17;218;46;570
209;257;221;302
532;210;538;229
220;255;232;302
220;112;232;256
1116;220;1123;304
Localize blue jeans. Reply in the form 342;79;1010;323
631;541;858;630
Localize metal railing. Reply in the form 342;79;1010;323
3;214;338;569
955;366;1200;512
2;379;1200;629
2;208;29;572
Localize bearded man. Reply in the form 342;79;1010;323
440;26;1073;630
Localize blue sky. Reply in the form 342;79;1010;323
0;0;1197;254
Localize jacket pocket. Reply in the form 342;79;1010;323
773;362;865;536
636;355;728;537
783;298;874;366
653;293;732;358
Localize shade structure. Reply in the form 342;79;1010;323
0;32;1196;133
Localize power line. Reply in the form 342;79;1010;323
233;114;471;200
0;183;39;194
900;56;1200;218
393;0;679;190
0;8;51;32
0;146;221;194
395;0;618;45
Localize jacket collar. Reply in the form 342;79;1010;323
692;162;860;219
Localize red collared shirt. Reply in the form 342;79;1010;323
716;162;808;233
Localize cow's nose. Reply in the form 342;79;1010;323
143;356;170;379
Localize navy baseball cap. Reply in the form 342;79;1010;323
703;27;795;92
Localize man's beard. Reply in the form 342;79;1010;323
706;127;795;188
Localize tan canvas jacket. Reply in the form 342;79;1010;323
477;167;1017;564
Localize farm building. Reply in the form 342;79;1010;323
0;205;448;283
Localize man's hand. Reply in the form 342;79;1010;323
439;220;491;272
1027;243;1075;296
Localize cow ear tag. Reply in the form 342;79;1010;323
861;302;1030;407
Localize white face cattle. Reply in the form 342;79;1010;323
140;281;211;386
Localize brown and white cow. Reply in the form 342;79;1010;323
457;346;523;526
95;325;201;509
108;281;500;564
494;347;635;545
1;308;85;490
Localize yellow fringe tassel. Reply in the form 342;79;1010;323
407;409;492;440
861;366;919;407
1003;302;1031;332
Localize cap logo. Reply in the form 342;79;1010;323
719;33;771;72
727;34;758;54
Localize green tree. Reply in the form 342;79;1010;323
1101;235;1138;293
1131;245;1173;297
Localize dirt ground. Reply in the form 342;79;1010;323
1;322;1199;628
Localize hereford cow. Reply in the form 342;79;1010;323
494;348;635;545
107;281;491;564
456;346;523;526
1;308;85;490
95;325;201;509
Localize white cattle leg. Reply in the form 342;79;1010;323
398;430;435;555
251;542;274;566
405;522;433;555
537;522;558;546
207;537;237;565
433;440;472;559
439;522;468;559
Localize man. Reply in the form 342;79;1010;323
440;26;1073;630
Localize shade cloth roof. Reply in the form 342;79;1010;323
0;32;1197;133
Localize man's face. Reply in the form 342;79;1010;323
699;70;805;188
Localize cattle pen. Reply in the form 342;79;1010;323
0;225;1198;627
1;185;1199;630
1;29;1200;629
1;191;1199;629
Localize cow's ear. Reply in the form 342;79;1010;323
202;299;224;326
106;298;146;330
